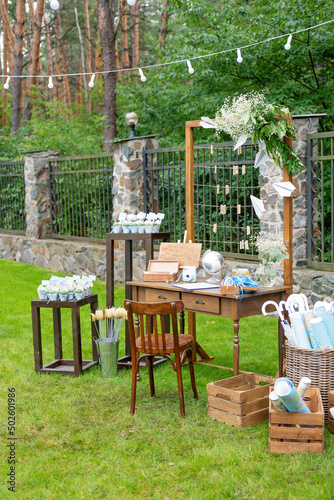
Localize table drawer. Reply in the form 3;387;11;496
182;293;220;314
145;289;180;303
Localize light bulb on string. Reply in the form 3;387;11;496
3;76;10;90
50;0;60;10
187;60;195;74
138;68;146;82
237;48;243;63
88;74;95;88
284;34;292;50
127;0;136;5
48;76;54;89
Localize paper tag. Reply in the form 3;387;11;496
240;240;245;249
238;146;242;155
242;165;246;175
211;144;214;155
246;226;250;235
217;184;220;194
213;223;217;233
237;204;241;214
233;165;239;175
220;205;227;215
225;185;230;195
245;240;249;250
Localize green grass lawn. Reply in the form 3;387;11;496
0;259;333;499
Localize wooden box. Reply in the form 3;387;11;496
207;373;275;429
158;242;202;269
269;387;324;455
143;260;179;282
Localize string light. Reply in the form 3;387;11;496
88;74;95;88
187;60;195;74
3;76;10;89
138;68;146;82
237;48;243;63
0;19;333;85
284;34;292;50
50;0;60;10
48;76;53;89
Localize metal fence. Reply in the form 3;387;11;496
144;141;260;260
307;131;334;269
49;153;114;240
0;161;26;233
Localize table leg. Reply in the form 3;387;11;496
72;306;83;376
188;311;197;362
124;240;133;357
53;308;62;360
233;320;240;376
91;297;99;362
32;305;43;372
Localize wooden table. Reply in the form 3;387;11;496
127;279;292;377
106;232;171;368
31;294;99;376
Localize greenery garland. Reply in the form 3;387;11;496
215;91;302;176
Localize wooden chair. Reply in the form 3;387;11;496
124;300;198;417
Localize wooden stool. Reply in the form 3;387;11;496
31;294;99;376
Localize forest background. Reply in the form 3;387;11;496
0;0;333;162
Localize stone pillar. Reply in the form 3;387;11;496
112;136;158;220
259;116;319;269
24;150;59;239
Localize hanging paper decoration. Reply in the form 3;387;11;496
254;148;274;169
225;185;230;195
220;205;227;215
250;195;266;218
213;223;217;233
216;184;220;194
272;181;296;197
233;134;248;151
237;204;241;214
242;165;246;175
199;117;216;129
245;240;249;250
246;225;250;235
240;240;245;249
233;165;239;175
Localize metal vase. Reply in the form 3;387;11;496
95;339;120;379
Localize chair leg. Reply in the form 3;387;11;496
147;356;155;397
175;353;185;417
130;357;138;415
187;348;198;400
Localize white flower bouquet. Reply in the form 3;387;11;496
254;231;289;266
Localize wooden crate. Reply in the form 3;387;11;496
207;373;275;429
269;387;324;455
143;260;179;282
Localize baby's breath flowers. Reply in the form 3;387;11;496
215;90;270;141
91;307;127;342
254;231;289;265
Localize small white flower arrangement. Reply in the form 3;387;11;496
58;287;68;301
254;231;289;265
74;285;84;300
37;284;47;300
47;285;59;301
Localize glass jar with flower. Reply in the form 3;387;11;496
254;231;289;287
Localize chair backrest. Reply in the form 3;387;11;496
124;300;184;355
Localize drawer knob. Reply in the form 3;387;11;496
196;299;205;305
158;295;167;300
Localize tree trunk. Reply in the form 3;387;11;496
131;2;140;69
74;0;88;102
84;0;92;113
96;0;117;150
0;0;14;72
158;0;169;62
22;0;45;125
11;0;26;135
120;0;129;72
44;13;55;101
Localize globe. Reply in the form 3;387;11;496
202;250;224;282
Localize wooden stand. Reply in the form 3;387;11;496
269;387;324;455
31;295;99;376
106;232;170;369
207;373;275;428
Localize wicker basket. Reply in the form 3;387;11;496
285;341;334;423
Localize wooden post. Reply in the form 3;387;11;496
283;134;293;298
185;122;195;242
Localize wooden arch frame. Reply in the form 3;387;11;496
185;119;293;290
